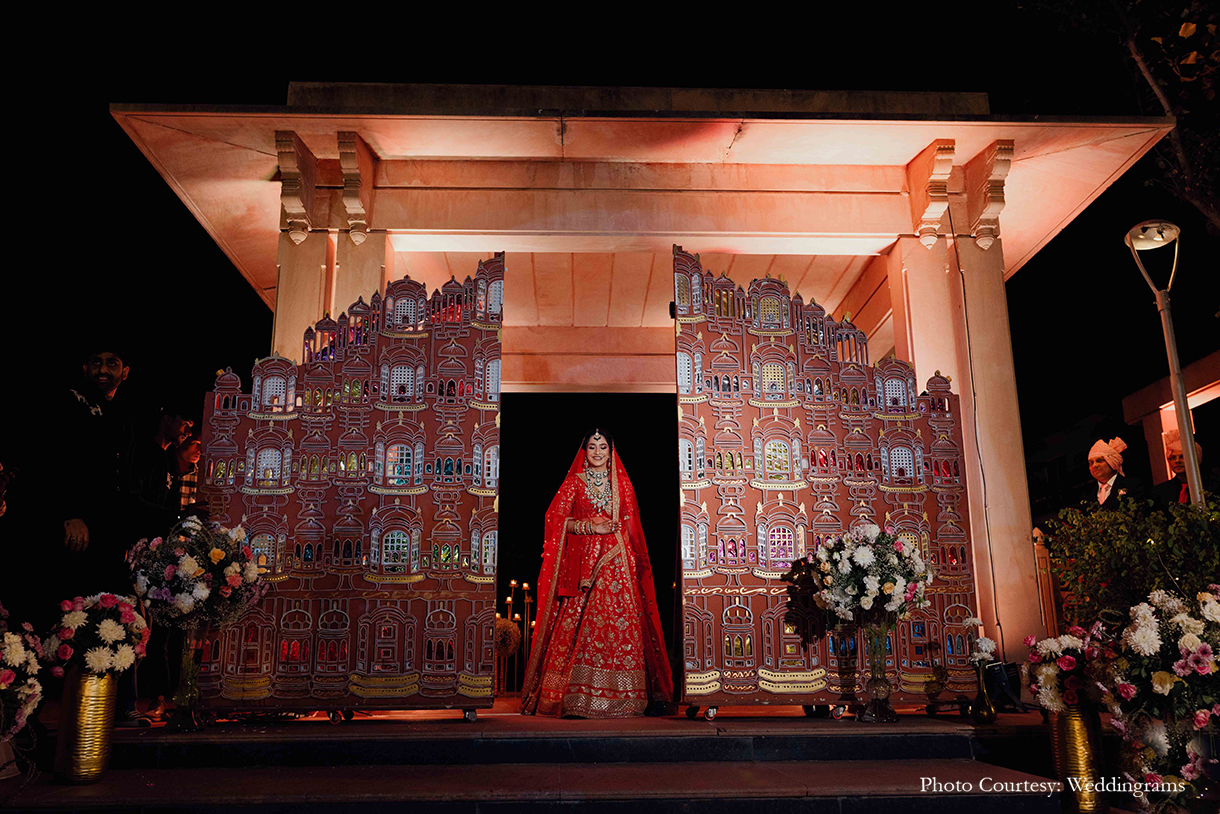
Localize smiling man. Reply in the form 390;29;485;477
1085;437;1143;510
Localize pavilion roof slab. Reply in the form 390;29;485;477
111;105;1172;316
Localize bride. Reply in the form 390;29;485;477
521;429;673;717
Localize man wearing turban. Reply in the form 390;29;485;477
1151;429;1209;506
1086;437;1142;510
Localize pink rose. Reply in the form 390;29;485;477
1056;655;1077;671
141;627;151;643
134;643;146;657
164;564;177;580
219;585;232;598
174;548;185;556
1065;674;1082;691
1063;689;1079;705
242;546;253;560
1118;683;1137;701
1029;651;1042;664
1181;762;1200;781
59;600;74;612
57;643;73;661
1084;646;1100;661
98;594;117;608
1190;653;1212;675
1213;703;1220;717
893;540;904;553
72;597;84;611
883;524;895;534
226;574;242;587
150;537;162;550
1067;625;1086;637
0;669;16;686
120;608;136;624
1023;635;1036;647
1144;773;1162;785
51;666;65;678
59;627;74;640
1193;709;1212;729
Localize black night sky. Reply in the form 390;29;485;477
6;9;1218;612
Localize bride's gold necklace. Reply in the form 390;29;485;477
585;468;612;514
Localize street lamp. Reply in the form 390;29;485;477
1124;219;1205;506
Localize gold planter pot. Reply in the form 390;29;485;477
1049;703;1108;813
54;669;117;784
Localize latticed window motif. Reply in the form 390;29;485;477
489;281;503;315
391;366;414;402
382;531;409;572
482;531;497;575
760;297;781;325
677;353;692;394
764;440;790;480
681;525;696;569
890;446;914;478
262;377;286;409
679;439;694;478
394;298;416;328
884;379;906;410
761;363;784;394
484;446;499;487
250;533;275;573
675;273;690;306
387;444;412;486
486;360;501;401
256;448;281;486
768;526;795;566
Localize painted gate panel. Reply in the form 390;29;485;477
196;255;504;709
673;247;979;706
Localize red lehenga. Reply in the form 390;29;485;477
521;448;673;717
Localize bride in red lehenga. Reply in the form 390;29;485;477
521;429;673;718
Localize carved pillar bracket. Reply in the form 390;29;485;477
965;140;1014;251
907;139;955;249
338;131;377;246
276;131;318;245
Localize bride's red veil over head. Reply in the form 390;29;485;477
521;440;674;708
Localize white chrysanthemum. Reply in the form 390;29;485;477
173;593;196;614
243;562;259;582
858;523;881;542
837;557;852;574
1038;685;1065;712
134;574;149;596
1149;590;1186;615
112;644;136;672
3;633;26;666
1169;613;1204;635
192;583;211;601
62;610;88;630
852;546;875;567
130;613;147;631
96;618;125;644
84;647;113;673
179;555;200;576
1143;719;1169;756
1124;625;1162;656
1179;633;1202;653
976;636;997;654
44;635;60;654
229;526;246;543
1036;638;1064;656
26;651;40;673
894;577;907;597
964;616;984;627
1057;634;1084;651
864;575;880;590
1035;663;1058;683
1203;600;1220;624
815;547;829;562
182;515;202;532
1131;603;1157;625
224;562;241;577
884;596;901;612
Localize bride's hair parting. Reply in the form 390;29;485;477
581;427;614;453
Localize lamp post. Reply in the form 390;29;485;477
1124;220;1205;506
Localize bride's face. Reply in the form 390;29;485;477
585;437;610;470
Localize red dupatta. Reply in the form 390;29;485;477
521;446;673;710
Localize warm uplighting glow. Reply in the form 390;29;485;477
513;613;521;621
495;613;501;619
531;621;536;628
506;596;513;603
522;583;529;590
509;580;517;587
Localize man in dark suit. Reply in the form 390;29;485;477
1151;430;1208;507
1086;437;1143;510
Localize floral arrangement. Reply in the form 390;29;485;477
494;617;522;659
43;594;148;676
965;616;997;666
808;523;933;624
1101;588;1219;798
1025;623;1111;711
129;517;267;629
1;602;43;743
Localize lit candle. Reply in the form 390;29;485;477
514;613;521;621
506;596;513;603
522;583;530;590
509;580;518;587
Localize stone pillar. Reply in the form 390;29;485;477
271;233;329;362
335;232;389;314
886;237;960;386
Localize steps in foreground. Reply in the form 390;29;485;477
3;759;1061;813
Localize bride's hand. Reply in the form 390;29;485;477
591;518;619;535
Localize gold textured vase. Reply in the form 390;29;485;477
1048;703;1108;813
54;668;117;784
